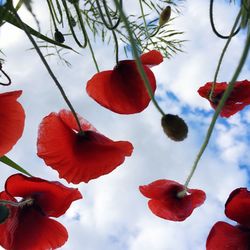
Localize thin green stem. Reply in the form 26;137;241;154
209;9;242;100
184;30;250;189
139;0;150;39
47;0;58;30
74;2;100;72
113;0;165;116
61;0;87;48
9;1;83;132
101;0;120;64
0;198;33;207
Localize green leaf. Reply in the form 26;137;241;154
0;155;32;177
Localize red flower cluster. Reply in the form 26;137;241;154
139;179;206;221
0;91;25;156
86;50;163;114
207;188;250;249
0;174;82;250
198;80;250;117
37;109;133;184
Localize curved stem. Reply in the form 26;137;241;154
96;0;120;30
74;2;100;72
209;0;241;39
47;0;58;30
61;0;87;48
139;0;150;38
9;2;83;132
113;0;165;116
184;29;250;189
0;63;11;85
209;9;242;100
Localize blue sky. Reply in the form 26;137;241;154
0;1;250;249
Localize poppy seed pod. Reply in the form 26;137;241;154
54;29;65;43
0;205;9;224
161;114;188;141
159;6;171;27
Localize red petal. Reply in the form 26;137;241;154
37;110;133;183
139;179;184;200
139;179;206;221
140;50;163;67
4;207;68;250
5;174;82;217
225;188;250;228
0;91;25;156
0;191;18;249
198;81;250;118
86;60;156;114
206;221;250;250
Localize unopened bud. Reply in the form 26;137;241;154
54;29;65;43
161;114;188;141
70;16;77;27
0;205;9;224
159;6;171;26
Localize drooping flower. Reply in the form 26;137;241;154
0;174;82;250
0;90;25;156
37;109;133;184
206;188;250;249
139;179;206;221
86;50;163;114
198;80;250;118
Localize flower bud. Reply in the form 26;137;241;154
54;29;65;43
159;6;171;27
161;114;188;141
0;205;9;224
70;16;77;27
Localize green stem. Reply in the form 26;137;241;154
8;1;83;132
113;0;165;116
47;0;58;30
184;30;250;189
0;198;33;207
139;0;150;39
209;9;242;100
74;2;100;72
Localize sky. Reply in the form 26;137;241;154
0;1;250;250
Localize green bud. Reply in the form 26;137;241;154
54;29;65;43
0;205;9;224
159;6;171;27
161;114;188;141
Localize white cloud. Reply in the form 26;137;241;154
0;1;249;250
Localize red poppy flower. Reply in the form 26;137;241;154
0;174;82;250
37;109;133;184
86;50;163;114
0;90;25;156
198;80;250;117
139;179;206;221
206;188;250;249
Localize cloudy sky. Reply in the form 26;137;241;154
0;0;250;249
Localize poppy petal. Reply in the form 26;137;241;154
206;221;250;250
37;110;133;183
5;174;82;217
198;80;250;117
140;50;164;67
0;191;18;249
139;179;206;221
87;61;156;114
225;188;250;228
0;91;25;156
11;208;67;250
